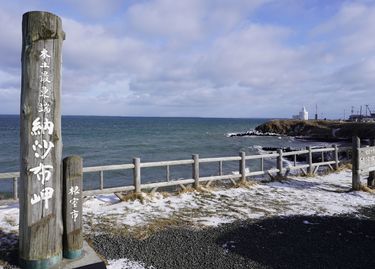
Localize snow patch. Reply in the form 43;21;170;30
1;170;375;237
107;258;156;269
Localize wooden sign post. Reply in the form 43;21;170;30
368;138;375;187
19;11;65;268
63;156;83;259
352;136;375;190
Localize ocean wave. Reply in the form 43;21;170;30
226;130;279;138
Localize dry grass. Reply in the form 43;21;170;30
360;185;375;194
177;185;213;195
85;214;193;240
176;186;196;195
115;192;147;203
131;217;194;240
3;216;16;227
235;179;257;188
337;163;352;171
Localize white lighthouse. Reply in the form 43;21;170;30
299;107;308;120
292;107;309;120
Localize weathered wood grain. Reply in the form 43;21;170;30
368;138;375;187
19;11;64;268
63;156;83;259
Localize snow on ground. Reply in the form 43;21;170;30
1;169;375;236
107;258;155;269
1;169;375;269
82;169;375;230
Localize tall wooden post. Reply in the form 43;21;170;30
352;136;361;191
19;11;65;268
63;156;83;259
368;138;375;187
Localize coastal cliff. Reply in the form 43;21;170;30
255;120;375;141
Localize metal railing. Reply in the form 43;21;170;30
0;145;351;201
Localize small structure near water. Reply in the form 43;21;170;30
292;107;308;121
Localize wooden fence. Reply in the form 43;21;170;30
0;145;351;202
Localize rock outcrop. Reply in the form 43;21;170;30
255;120;375;141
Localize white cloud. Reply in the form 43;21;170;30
1;1;375;117
126;0;204;42
64;0;125;19
125;0;270;44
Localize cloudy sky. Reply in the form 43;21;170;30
0;0;374;118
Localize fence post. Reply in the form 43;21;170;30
307;146;313;175
352;136;361;190
333;145;339;170
166;165;170;181
99;171;104;190
19;11;65;268
277;149;283;177
192;154;199;189
62;156;83;259
368;138;375;187
219;161;223;176
239;151;246;182
133;158;141;193
13;177;18;200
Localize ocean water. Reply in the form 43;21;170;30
0;115;332;193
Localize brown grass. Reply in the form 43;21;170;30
360;185;375;194
131;217;193;240
234;179;257;188
85;215;193;240
115;192;147;203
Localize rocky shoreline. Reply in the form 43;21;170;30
228;120;375;143
255;119;375;142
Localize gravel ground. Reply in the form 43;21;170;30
2;207;375;269
90;206;375;269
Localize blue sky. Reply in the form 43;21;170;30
0;0;374;118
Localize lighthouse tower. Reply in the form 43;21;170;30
299;107;308;120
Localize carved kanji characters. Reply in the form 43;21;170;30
70;210;79;222
31;117;54;136
40;71;51;83
40;48;51;60
69;198;79;208
32;139;55;159
30;187;54;210
68;186;80;196
37;102;51;113
29;163;53;185
40;62;49;69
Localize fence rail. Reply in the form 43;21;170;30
0;145;352;201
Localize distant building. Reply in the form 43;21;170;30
348;105;375;122
349;114;375;122
292;107;308;120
